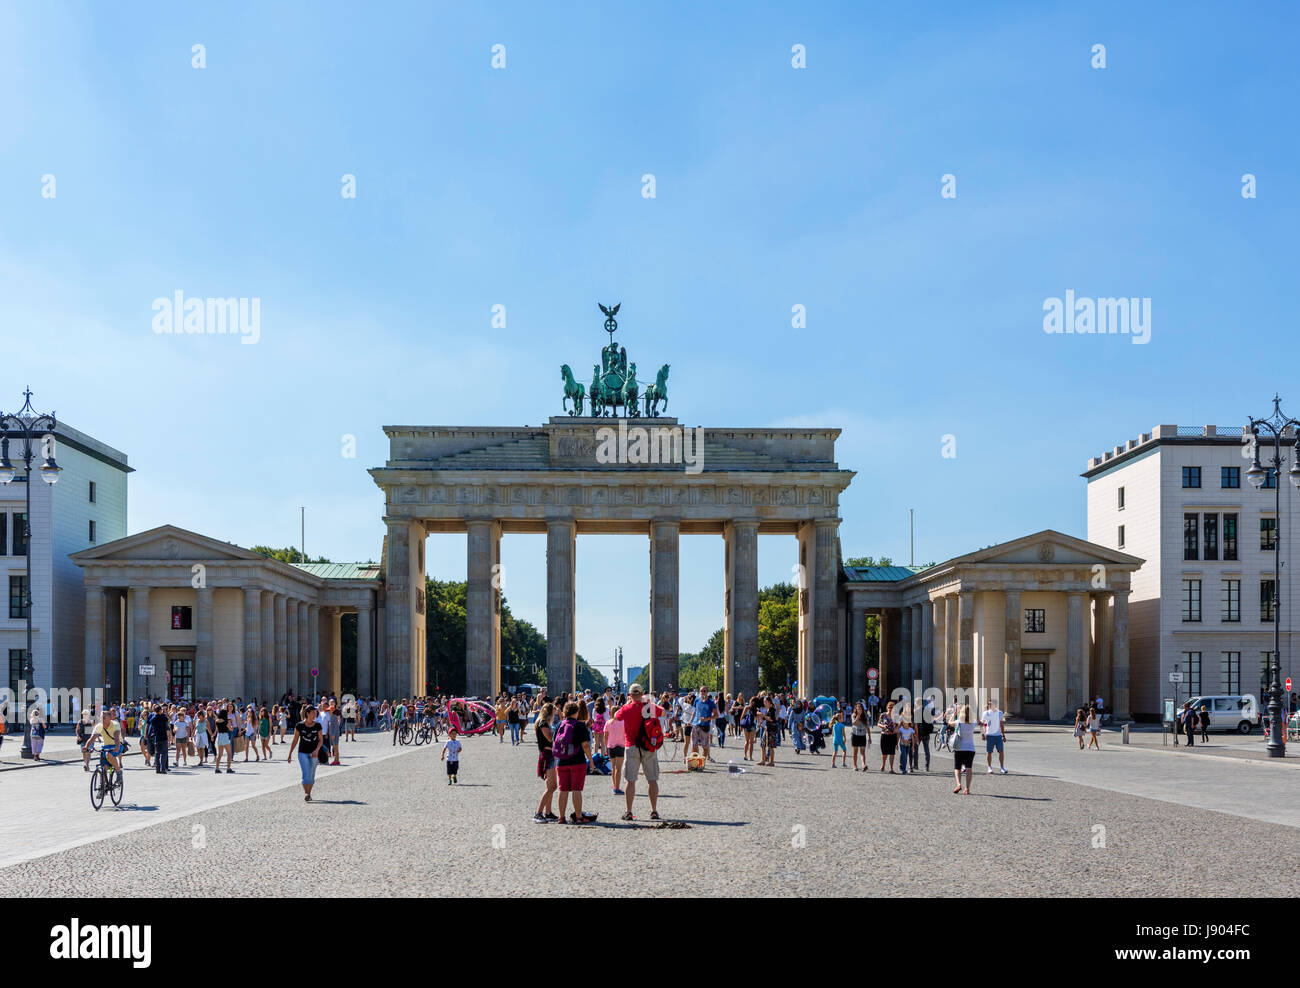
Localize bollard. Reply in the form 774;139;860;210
1122;723;1130;744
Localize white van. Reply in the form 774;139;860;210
1185;694;1260;734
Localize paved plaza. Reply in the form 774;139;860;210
2;722;1298;896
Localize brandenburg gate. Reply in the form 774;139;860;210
369;305;854;699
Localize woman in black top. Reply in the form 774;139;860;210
287;705;323;802
532;702;558;824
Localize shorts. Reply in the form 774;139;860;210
880;734;898;756
833;739;846;752
851;735;866;748
557;762;588;792
953;750;975;770
690;725;711;746
216;732;230;747
446;759;458;777
623;746;660;784
608;745;625;759
537;751;555;778
985;735;1004;753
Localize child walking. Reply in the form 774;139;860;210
830;712;848;767
441;728;462;784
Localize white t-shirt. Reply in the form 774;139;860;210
444;738;462;760
981;709;1005;736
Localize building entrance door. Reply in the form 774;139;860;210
167;652;195;702
1022;656;1048;719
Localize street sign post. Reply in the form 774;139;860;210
311;667;319;695
1168;670;1184;684
138;664;155;677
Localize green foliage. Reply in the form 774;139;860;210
676;628;726;691
251;546;331;565
758;588;798;691
844;555;893;568
633;666;649;689
575;654;609;693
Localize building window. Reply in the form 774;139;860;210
1261;580;1276;622
1183;651;1201;696
88;520;96;543
1263;467;1277;489
1223;514;1238;560
1024;608;1046;633
1222;652;1240;694
1117;486;1125;509
170;605;193;631
1221;579;1240;622
9;575;28;619
7;648;27;697
1023;662;1045;705
1117;525;1125;549
1182;466;1201;489
12;513;26;556
1261;652;1275;695
1261;517;1277;550
1184;514;1198;560
89;480;96;503
0;513;6;555
1181;580;1202;622
1203;514;1218;560
1221;466;1240;489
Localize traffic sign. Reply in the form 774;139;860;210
138;664;156;676
1287;677;1293;692
1168;670;1183;684
867;667;878;681
310;667;319;679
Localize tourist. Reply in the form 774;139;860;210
533;701;559;823
1073;707;1087;750
26;708;45;761
1198;704;1210;743
616;684;663;821
213;701;233;774
1181;702;1197;747
689;689;717;765
877;700;898;773
259;706;273;758
344;698;358;742
605;704;627;795
898;715;917;773
286;704;323;802
507;698;522;746
789;700;806;755
495;696;508;743
84;708;125;775
76;709;94;772
441;727;462;784
1095;694;1107;724
171;705;190;767
830;711;849;767
326;702;342;765
949;704;977;794
242;705;260;762
1087;706;1102;749
760;698;779;767
554;701;596;824
850;702;871;771
391;698;407;745
740;699;758;761
981;700;1008;774
149;704;171;774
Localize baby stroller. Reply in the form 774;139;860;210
590;751;612;775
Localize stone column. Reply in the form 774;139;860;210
105;590;123;704
876;610;889;696
1066;590;1086;717
899;605;913;695
958;591;975;690
195;585;214;701
919;600;934;689
546;518;577;694
650;519;682;694
84;586;103;695
944;595;959;693
384;518;426;701
329;608;342;697
1003;589;1022;716
910;603;923;692
356;600;373;699
301;602;313;694
811;519;841;697
849;604;866;700
1112;589;1131;720
286;598;299;695
274;594;289;698
261;592;275;701
932;597;947;692
466;519;502;698
242;587;261;704
723;519;759;697
1094;593;1112;714
129;586;150;701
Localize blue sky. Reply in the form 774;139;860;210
3;1;1297;677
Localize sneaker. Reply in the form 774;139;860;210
532;812;548;824
544;812;559;822
1000;767;1008;775
612;788;624;795
987;767;994;774
215;768;221;774
226;768;235;774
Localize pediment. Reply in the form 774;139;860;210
950;530;1141;569
71;525;262;564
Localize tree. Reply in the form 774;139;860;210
251;546;331;565
575;654;609;693
758;588;798;691
844;555;892;568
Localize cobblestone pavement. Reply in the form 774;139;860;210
1;727;1297;896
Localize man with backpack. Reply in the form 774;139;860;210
615;684;664;821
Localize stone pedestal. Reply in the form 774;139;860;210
723;519;758;697
650;519;681;694
546;519;577;693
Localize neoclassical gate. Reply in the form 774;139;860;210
370;417;854;699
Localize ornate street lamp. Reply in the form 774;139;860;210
0;388;61;759
1246;394;1300;758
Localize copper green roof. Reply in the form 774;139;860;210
843;565;928;583
291;562;380;581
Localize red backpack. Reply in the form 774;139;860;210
638;710;664;752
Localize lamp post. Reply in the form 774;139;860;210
0;388;62;759
1245;394;1300;758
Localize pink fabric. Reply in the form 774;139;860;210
605;717;626;748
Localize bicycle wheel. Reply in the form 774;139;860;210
399;725;412;746
109;768;124;806
413;726;425;746
90;769;105;811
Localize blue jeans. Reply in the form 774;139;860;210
509;722;521;744
298;751;318;786
899;744;911;773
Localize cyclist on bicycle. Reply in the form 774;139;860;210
85;709;125;773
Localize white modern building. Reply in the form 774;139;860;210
1084;423;1298;720
1;421;130;701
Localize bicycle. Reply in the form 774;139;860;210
89;744;125;811
398;721;414;746
416;721;433;746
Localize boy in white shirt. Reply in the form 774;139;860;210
441;729;462;784
981;701;1008;774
